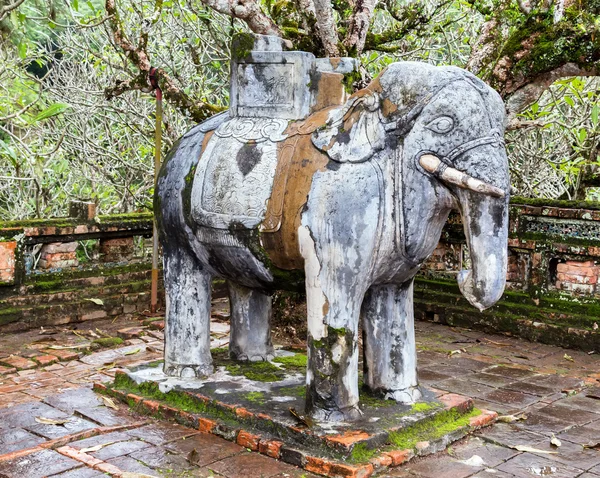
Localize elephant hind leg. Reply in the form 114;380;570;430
163;244;213;378
361;281;422;403
228;282;274;362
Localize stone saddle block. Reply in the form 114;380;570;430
229;33;357;120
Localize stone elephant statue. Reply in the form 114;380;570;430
156;48;510;422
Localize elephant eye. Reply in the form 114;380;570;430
426;116;454;134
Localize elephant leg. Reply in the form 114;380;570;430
163;245;213;378
299;226;364;423
361;280;422;403
228;282;275;362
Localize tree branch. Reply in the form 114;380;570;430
506;63;598;120
104;0;223;122
0;0;25;21
200;0;281;36
313;0;340;56
343;0;378;55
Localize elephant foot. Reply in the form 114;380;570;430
309;404;363;423
383;386;422;404
164;363;213;379
229;349;275;362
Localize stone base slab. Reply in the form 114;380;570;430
94;352;497;477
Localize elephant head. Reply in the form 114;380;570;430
312;62;510;311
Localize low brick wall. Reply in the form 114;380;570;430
0;211;164;332
417;197;600;351
2;198;599;349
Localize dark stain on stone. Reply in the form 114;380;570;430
236;143;261;176
489;199;505;235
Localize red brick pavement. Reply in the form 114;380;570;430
0;315;598;477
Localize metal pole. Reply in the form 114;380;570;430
151;79;162;314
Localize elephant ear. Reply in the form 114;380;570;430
311;91;386;163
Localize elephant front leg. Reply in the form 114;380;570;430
228;282;275;362
163;246;213;378
361;281;422;403
300;226;363;422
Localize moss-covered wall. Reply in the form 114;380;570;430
420;197;600;350
0;212;159;332
2;199;600;346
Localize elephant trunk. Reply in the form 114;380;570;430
456;190;509;311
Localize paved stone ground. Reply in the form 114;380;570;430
0;313;599;477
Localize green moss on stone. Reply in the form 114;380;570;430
225;361;282;382
277;385;306;397
342;69;362;94
244;391;266;404
387;407;480;451
92;337;124;348
232;33;256;60
273;353;307;369
109;373;240;426
350;443;378;462
411;401;439;413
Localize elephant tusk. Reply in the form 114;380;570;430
419;154;505;198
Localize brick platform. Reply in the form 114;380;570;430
0;313;598;478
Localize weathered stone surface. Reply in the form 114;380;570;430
451;436;518;468
99;237;134;262
497;452;583;478
158;34;511;422
399;454;482;478
0;355;37;370
0;427;46;455
209;451;303;478
164;431;244;466
0;449;81;478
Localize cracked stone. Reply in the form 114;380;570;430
0;449;81;478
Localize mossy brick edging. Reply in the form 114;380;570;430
0;285;165;331
93;372;496;478
414;278;600;351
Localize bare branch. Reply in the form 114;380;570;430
104;0;223;122
200;0;281;35
0;0;25;21
506;63;598;120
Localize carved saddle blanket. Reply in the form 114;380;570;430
189;112;337;269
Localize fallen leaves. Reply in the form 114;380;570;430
458;455;486;467
289;407;314;428
80;441;115;453
97;362;117;372
48;343;90;350
123;348;141;356
550;434;561;447
35;416;71;426
583;442;600;450
563;353;574;362
100;395;119;410
86;298;104;306
448;348;467;357
497;413;527;423
509;445;557;454
187;448;199;464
